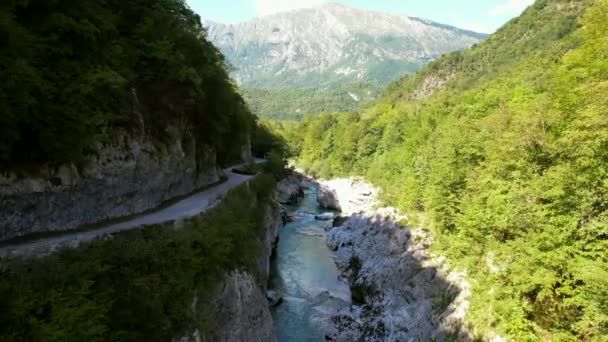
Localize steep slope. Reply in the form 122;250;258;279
0;174;285;341
203;2;485;119
0;1;289;340
0;0;282;240
287;0;607;339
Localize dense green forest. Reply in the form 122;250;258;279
284;0;607;339
242;83;381;121
0;0;274;170
0;2;291;339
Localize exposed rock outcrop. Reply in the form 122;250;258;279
199;272;276;342
319;178;472;341
0;134;221;242
318;184;341;211
410;72;455;101
276;174;305;205
318;178;377;214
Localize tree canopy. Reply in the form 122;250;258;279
0;0;262;169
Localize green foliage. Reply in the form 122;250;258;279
0;0;258;169
242;83;382;121
0;174;277;341
251;121;292;179
286;0;608;340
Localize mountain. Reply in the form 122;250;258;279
204;3;486;119
283;0;607;339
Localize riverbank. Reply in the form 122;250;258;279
315;177;475;341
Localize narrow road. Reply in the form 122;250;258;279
0;159;265;258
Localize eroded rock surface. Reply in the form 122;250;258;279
201;272;276;342
276;174;305;205
180;191;284;342
318;178;377;214
0;134;221;241
319;178;472;341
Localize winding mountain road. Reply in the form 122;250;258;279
0;159;265;258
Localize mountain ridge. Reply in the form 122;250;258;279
203;2;487;90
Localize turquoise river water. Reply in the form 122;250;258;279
270;181;351;341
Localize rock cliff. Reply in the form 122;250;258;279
276;174;305;205
0;134;222;242
180;183;285;342
318;178;377;214
319;178;472;341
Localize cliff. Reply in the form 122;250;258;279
0;133;222;242
185;188;284;342
0;173;285;341
318;178;475;341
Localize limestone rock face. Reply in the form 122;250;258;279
180;195;284;342
204;3;486;89
321;178;472;341
317;178;377;214
318;184;341;211
0;134;221;242
202;272;276;342
255;194;285;287
276;174;304;205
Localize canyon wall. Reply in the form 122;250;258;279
181;177;301;342
196;195;284;342
318;178;473;341
0;133;222;242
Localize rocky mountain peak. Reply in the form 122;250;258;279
204;3;485;89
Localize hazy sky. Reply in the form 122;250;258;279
187;0;535;33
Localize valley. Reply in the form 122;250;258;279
0;0;606;341
204;3;486;120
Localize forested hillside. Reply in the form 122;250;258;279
285;0;607;339
0;1;288;339
0;0;267;170
242;83;381;121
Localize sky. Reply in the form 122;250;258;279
187;0;535;33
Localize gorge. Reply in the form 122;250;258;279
270;175;474;341
1;0;607;341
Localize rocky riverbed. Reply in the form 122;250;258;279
316;177;473;341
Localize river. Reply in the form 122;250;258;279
270;181;351;341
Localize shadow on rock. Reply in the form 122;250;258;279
325;211;473;342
